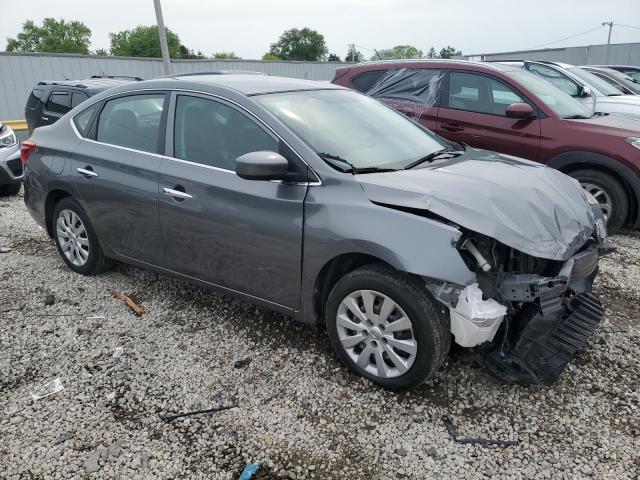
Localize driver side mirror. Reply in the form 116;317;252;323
505;103;535;120
578;85;593;97
235;151;289;181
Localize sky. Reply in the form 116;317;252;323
1;0;640;59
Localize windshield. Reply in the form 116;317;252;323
506;70;593;119
567;67;622;96
255;89;447;170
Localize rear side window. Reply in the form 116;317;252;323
96;94;166;153
174;95;278;170
447;72;528;116
367;68;443;105
46;92;72;114
72;92;89;108
73;106;97;137
351;71;386;92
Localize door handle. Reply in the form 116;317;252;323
77;167;98;178
41;116;49;121
163;187;193;200
441;123;464;132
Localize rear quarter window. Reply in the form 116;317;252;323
351;70;386;92
26;88;46;109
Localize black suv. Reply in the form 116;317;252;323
25;75;142;132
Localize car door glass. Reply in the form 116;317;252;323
96;94;165;154
46;92;72;114
174;95;278;170
489;78;528;115
73;106;97;137
71;92;89;108
527;64;579;96
448;72;526;116
367;69;443;106
352;71;386;92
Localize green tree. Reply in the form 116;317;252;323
426;47;438;59
6;18;91;54
109;25;182;59
346;45;364;62
179;45;205;59
327;53;341;62
262;54;280;61
372;45;423;61
213;51;240;59
267;27;328;61
439;46;462;59
93;48;109;56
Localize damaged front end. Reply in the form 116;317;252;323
428;221;613;385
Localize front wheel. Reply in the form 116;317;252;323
571;169;629;233
325;264;450;390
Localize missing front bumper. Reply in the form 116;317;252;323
484;293;603;384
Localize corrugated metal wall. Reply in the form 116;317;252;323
0;52;344;120
462;42;640;66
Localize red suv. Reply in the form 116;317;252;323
333;60;640;232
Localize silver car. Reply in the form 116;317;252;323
22;74;611;389
0;123;22;195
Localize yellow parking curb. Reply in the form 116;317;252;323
1;120;28;131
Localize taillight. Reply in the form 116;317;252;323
20;140;36;165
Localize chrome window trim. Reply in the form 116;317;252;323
69;87;322;186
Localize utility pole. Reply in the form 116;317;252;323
153;0;172;75
350;43;355;62
602;21;614;64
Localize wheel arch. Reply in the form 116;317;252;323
312;253;395;323
547;151;640;227
44;188;74;238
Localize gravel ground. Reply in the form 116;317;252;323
1;190;639;480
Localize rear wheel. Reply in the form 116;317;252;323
52;197;112;275
0;183;21;196
570;169;629;233
325;264;450;390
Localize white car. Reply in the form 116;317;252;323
0;123;22;196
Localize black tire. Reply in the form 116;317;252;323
0;183;21;196
570;169;629;233
52;197;112;275
325;264;450;390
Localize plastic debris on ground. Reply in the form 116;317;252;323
113;347;124;358
30;377;64;401
239;463;259;480
162;404;238;422
234;358;252;369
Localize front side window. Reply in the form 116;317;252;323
256;89;447;170
447;72;527;116
46;92;72;114
527;64;579;96
506;70;593;119
96;94;165;153
567;67;623;96
174;95;278;170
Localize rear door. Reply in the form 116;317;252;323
436;71;541;160
158;92;307;308
41;90;90;126
71;91;167;265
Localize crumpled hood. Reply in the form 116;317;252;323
358;150;595;260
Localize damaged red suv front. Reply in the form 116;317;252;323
358;150;613;384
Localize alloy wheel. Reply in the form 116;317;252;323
56;209;90;266
581;182;612;220
336;290;417;378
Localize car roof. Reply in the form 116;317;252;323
168;73;342;95
36;76;141;93
345;59;521;73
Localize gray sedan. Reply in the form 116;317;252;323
23;74;611;389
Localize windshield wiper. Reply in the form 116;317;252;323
317;152;397;174
403;148;464;170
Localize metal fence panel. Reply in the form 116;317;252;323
0;52;344;120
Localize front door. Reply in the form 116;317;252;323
158;93;306;308
437;71;541;160
71;92;167;265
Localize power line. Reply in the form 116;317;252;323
528;25;605;50
614;23;640;31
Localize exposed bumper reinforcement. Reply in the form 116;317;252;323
485;293;603;384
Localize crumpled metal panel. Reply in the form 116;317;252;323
357;150;595;261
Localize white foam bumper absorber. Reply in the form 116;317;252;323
449;283;507;347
